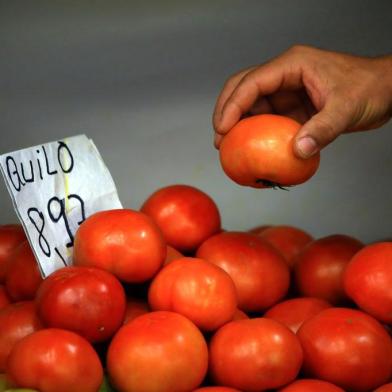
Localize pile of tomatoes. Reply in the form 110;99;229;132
0;184;392;392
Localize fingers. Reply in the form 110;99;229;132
294;98;354;158
214;55;304;135
213;66;256;131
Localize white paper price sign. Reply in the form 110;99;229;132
0;135;122;277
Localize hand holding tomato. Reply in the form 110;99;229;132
213;46;392;158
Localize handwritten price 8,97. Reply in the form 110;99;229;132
27;194;85;265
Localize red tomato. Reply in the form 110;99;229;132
107;311;208;392
297;307;392;391
264;297;332;333
193;388;241;392
219;114;320;188
164;245;183;265
0;225;26;283
148;257;237;331
141;184;221;253
209;318;303;391
196;232;289;312
0;301;43;371
73;209;166;283
4;242;43;302
278;379;345;391
256;225;313;268
294;234;363;304
232;308;248;321
36;266;126;342
375;384;392;392
6;328;103;392
0;285;11;310
344;242;392;324
123;298;150;324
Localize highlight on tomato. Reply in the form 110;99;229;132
294;234;363;304
0;301;43;372
209;318;303;391
73;209;166;283
196;231;289;312
264;297;332;333
255;225;313;268
4;241;43;302
107;311;208;392
148;257;237;331
219;114;320;189
6;328;103;392
344;241;392;324
35;266;126;342
297;307;392;391
141;184;221;253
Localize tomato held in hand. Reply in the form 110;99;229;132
141;184;221;253
209;318;303;391
6;328;103;392
107;311;208;392
0;301;43;372
264;297;332;333
219;114;320;188
148;257;237;331
297;307;392;391
294;234;363;304
5;242;43;302
256;225;313;268
0;225;26;283
36;266;126;342
344;242;392;324
196;232;289;312
278;379;345;392
73;209;166;283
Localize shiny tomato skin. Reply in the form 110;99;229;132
374;384;392;392
0;285;11;310
5;242;43;302
107;311;208;392
264;297;332;333
257;225;313;268
344;242;392;324
278;379;345;391
0;225;26;283
148;257;237;331
35;266;126;342
141;184;221;253
297;307;392;391
219;114;320;188
209;318;303;391
196;231;289;312
0;301;43;372
123;298;150;324
294;234;363;304
6;328;103;392
73;209;166;283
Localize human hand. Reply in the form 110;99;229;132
213;46;392;158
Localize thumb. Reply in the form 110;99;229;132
294;99;353;159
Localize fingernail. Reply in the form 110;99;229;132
214;133;222;149
296;136;318;158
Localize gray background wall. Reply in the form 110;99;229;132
1;0;391;243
